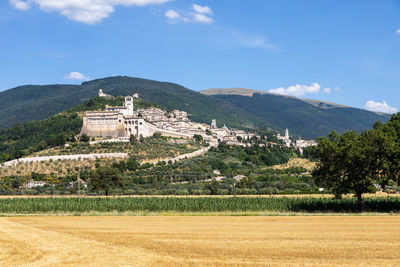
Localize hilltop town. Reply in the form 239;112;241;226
81;89;317;150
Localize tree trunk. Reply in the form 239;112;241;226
357;193;364;212
334;192;342;199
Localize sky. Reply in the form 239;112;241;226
1;0;400;113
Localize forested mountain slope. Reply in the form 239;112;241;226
0;76;268;130
209;93;390;138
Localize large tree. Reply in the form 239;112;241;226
312;129;394;210
90;167;124;196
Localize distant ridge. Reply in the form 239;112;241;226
201;88;272;97
200;87;390;138
201;88;351;109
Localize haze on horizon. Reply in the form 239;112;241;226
1;0;399;113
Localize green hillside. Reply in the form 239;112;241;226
211;93;390;138
0;76;268;130
0;97;125;163
0;76;391;139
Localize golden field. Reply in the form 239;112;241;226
1;216;400;266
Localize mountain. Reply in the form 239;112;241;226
0;78;391;139
200;88;391;139
0;76;268;130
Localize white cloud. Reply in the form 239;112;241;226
364;100;397;114
64;72;90;81
192;13;212;23
10;0;171;24
231;31;278;50
166;4;213;24
268;82;331;97
397;29;400;35
165;9;180;20
10;0;30;10
322;87;331;94
192;4;212;15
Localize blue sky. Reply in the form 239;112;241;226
1;0;400;113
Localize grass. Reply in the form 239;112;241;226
270;157;316;171
1;196;400;214
1;216;400;266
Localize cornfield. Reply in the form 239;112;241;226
1;197;400;213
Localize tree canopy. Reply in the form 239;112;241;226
90;166;124;196
312;113;400;210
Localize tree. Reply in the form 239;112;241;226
153;132;162;139
193;134;203;143
80;134;90;143
312;129;393;210
129;134;136;145
126;156;139;171
90;167;123;196
207;179;220;195
373;113;400;185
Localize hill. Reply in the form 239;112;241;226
0;78;391;139
200;88;390;138
0;77;268;130
0;96;125;163
201;88;272;97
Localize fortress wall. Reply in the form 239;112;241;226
80;115;125;138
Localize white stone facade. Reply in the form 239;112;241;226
80;93;205;140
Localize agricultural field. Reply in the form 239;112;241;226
0;216;399;266
271;158;316;171
1;197;400;214
0;157;117;177
0;137;204;177
30;137;203;161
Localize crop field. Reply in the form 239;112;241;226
0;216;399;266
1;196;400;214
271;158;316;171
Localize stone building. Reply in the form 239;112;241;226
98;89;110;97
277;128;291;147
80;93;203;140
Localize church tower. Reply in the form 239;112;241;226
211;119;217;128
125;96;134;116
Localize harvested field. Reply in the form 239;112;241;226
271;157;317;171
0;216;400;266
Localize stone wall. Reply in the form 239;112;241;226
0;153;129;168
80;113;125;138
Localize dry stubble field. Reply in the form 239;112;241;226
1;216;400;266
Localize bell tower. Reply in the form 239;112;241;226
125;96;134;116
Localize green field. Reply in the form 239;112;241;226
1;196;400;214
